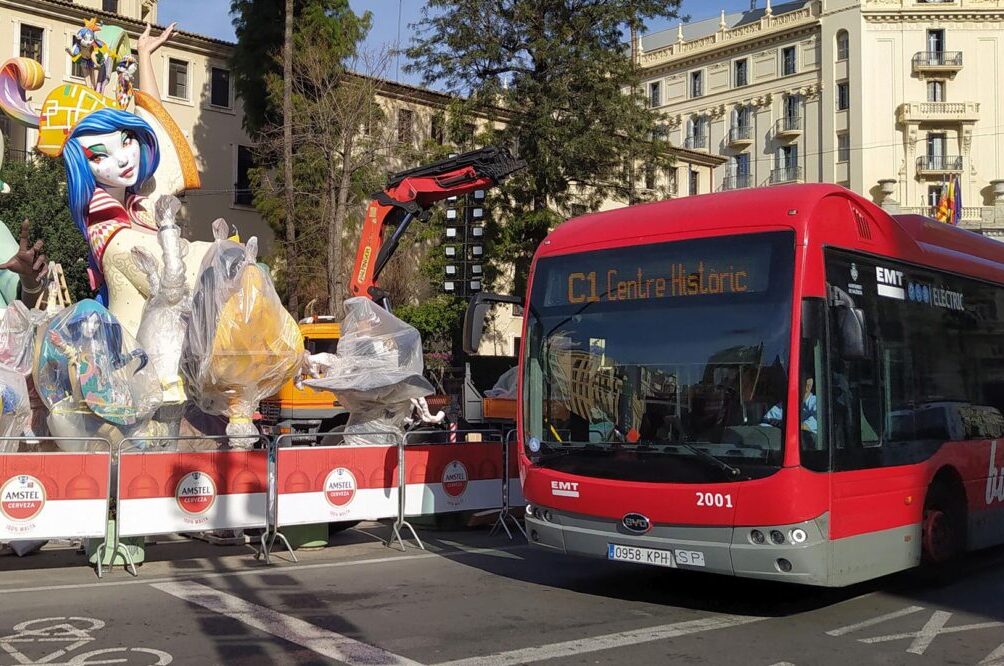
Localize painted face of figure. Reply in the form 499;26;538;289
81;312;100;339
77;129;141;188
79;29;95;48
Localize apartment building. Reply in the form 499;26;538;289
638;0;1004;237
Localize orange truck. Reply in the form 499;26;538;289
258;316;348;442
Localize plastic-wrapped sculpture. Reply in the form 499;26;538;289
0;302;36;452
181;221;304;447
131;196;191;437
33;300;162;450
114;54;139;109
0;22;211;337
304;298;436;446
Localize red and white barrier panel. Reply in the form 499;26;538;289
118;450;268;537
0;452;110;540
276;445;399;526
404;443;503;515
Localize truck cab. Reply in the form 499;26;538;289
259;316;347;441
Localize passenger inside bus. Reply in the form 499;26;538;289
761;376;817;433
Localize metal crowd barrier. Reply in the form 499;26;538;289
490;430;526;540
0;436;114;576
115;435;270;576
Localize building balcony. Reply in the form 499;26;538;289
774;115;802;139
684;134;708;151
722;173;753;191
770;166;803;184
897;101;979;124
912;51;963;75
900;206;985;224
727;125;754;148
916;154;963;175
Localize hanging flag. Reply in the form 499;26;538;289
951;174;963;226
934;179;951;223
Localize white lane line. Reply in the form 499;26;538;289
825;605;925;636
0;545;531;595
436;540;524;559
433;614;764;666
152;580;421;666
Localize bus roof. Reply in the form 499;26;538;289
541;184;1004;285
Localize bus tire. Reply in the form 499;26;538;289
922;472;967;566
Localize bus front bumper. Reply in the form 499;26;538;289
525;507;831;585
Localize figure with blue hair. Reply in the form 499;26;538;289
0;23;212;336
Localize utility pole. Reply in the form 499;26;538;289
283;0;298;316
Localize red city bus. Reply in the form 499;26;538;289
465;183;1004;586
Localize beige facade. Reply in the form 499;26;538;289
638;0;1004;237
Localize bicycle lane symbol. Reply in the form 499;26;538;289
0;617;172;665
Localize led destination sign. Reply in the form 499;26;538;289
545;239;775;308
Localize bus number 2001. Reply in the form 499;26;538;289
696;492;733;508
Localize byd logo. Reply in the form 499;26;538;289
324;468;356;507
622;513;651;534
175;471;217;515
550;480;579;498
0;475;45;521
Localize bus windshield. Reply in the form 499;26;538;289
523;231;795;483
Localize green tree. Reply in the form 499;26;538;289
0;156;90;301
407;0;680;292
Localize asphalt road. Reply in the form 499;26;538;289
2;524;1004;665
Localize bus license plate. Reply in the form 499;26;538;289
607;544;676;568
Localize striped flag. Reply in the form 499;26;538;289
952;174;963;226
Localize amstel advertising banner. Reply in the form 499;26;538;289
0;452;110;540
118;450;267;537
276;442;511;527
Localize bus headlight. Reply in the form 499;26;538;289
769;529;786;545
789;528;807;544
750;529;765;544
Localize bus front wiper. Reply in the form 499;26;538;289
679;443;743;480
534;443;613;463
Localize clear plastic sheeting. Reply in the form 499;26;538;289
181;220;304;447
0;301;36;375
33;299;162;450
305;297;434;445
0;366;29;453
485;366;518;398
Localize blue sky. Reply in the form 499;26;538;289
160;0;755;85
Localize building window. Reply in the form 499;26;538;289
644;163;657;190
690;70;703;98
836;30;849;61
927;29;945;55
836;81;850;111
781;46;797;76
928;80;945;102
649;81;661;108
167;58;189;100
837;133;850;162
689;169;699;196
71;52;88;79
927;185;942;208
209;67;231;108
397;108;414;144
784;94;801;122
686;115;708;149
234;145;254;206
734;58;748;87
103;0;119;13
19;25;44;62
431;114;445;144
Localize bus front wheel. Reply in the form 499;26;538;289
922;477;966;565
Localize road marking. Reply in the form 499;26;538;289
858;610;1003;655
152;580;420;666
826;606;926;636
433;614;764;666
437;540;524;559
0;544;531;595
981;642;1004;665
0;616;172;664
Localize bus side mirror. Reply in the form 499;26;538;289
463;292;524;355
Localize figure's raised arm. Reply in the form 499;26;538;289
136;21;176;102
